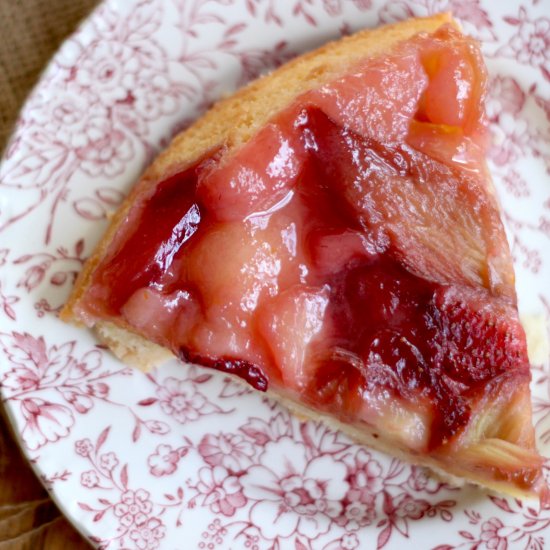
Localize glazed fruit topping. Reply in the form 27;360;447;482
81;26;529;453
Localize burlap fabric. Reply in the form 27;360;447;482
0;0;99;151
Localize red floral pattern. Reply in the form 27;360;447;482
198;432;255;471
0;0;549;549
147;444;182;476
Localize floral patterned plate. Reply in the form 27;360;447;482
1;0;550;548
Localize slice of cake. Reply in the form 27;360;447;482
61;13;546;499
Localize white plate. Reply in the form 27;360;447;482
1;1;550;548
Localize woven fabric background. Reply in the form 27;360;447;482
0;0;99;151
0;2;98;547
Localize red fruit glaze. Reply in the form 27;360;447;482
178;349;269;391
83;165;202;317
79;26;529;451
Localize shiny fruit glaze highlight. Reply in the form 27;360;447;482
79;26;530;453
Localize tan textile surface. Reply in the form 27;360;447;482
0;2;98;547
0;0;98;150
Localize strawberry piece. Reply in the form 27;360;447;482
308;50;427;143
429;286;530;390
84;165;201;317
197;122;303;222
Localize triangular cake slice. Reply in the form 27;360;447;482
62;14;546;499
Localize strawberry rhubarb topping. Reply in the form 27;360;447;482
77;26;537;480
